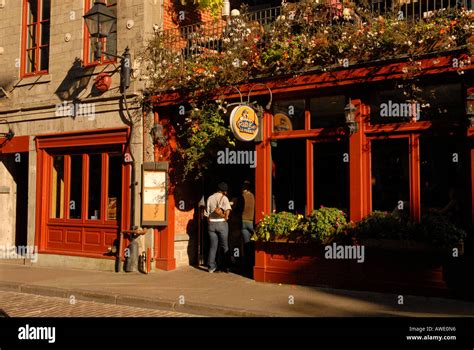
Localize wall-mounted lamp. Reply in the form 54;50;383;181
344;99;358;135
84;1;131;93
0;119;14;140
467;91;474;126
151;123;167;146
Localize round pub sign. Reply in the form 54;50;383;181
273;113;293;132
229;105;259;142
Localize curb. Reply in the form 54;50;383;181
0;281;279;317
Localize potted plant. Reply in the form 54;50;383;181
252;208;355;287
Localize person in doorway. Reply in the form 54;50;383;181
206;182;232;273
241;180;255;276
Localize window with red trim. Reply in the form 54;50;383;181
84;0;117;65
22;0;51;76
49;150;123;223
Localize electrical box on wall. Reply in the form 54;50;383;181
0;0;5;9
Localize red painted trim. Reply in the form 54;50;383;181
255;111;272;222
20;0;27;78
272;128;346;139
36;127;129;149
471;146;474;227
20;0;50;77
0;136;29;154
152;52;474;106
410;134;421;222
35;145;45;250
152;110;176;271
306;139;313;215
348;99;368;221
35;128;131;258
155;196;176;271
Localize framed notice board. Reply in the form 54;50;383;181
142;162;168;226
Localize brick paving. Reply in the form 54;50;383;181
0;291;196;317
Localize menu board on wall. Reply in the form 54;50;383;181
141;162;168;226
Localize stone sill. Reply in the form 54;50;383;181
175;234;190;242
15;74;53;87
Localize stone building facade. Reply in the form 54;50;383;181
0;0;172;270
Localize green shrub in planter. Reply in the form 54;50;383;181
252;212;303;242
300;207;347;243
353;211;413;241
415;213;467;248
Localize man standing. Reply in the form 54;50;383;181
206;182;232;273
241;180;255;276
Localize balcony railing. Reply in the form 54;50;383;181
157;0;473;59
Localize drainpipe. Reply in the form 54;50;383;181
122;92;137;230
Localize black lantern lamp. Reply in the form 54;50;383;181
344;99;358;135
84;1;116;59
84;2;131;93
151;123;167;146
0;119;14;141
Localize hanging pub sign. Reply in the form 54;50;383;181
229;105;259;142
273;113;293;132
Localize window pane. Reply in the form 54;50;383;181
27;25;36;49
26;49;36;73
272;100;305;131
371;88;411;124
420;136;466;226
27;0;38;24
104;32;117;60
40;46;49;71
310;95;346;128
371;139;410;216
104;4;117;59
69;155;83;219
417;84;464;121
40;22;49;46
42;0;51;21
107;155;122;221
88;154;102;220
271;139;306;214
313;141;349;213
51;156;65;219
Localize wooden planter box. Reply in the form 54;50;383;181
254;240;459;297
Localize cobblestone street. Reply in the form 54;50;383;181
0;291;196;317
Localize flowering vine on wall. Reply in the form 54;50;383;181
137;1;474;97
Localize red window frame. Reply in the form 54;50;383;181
21;0;50;77
47;149;123;225
83;0;117;66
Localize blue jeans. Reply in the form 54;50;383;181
241;220;254;244
208;221;229;270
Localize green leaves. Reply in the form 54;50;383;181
253;212;303;242
140;5;473;95
253;209;466;249
178;103;233;180
180;0;223;18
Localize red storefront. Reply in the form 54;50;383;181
150;50;474;290
34;128;131;259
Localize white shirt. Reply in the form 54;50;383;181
206;192;232;222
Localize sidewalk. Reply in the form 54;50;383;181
1;263;474;317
